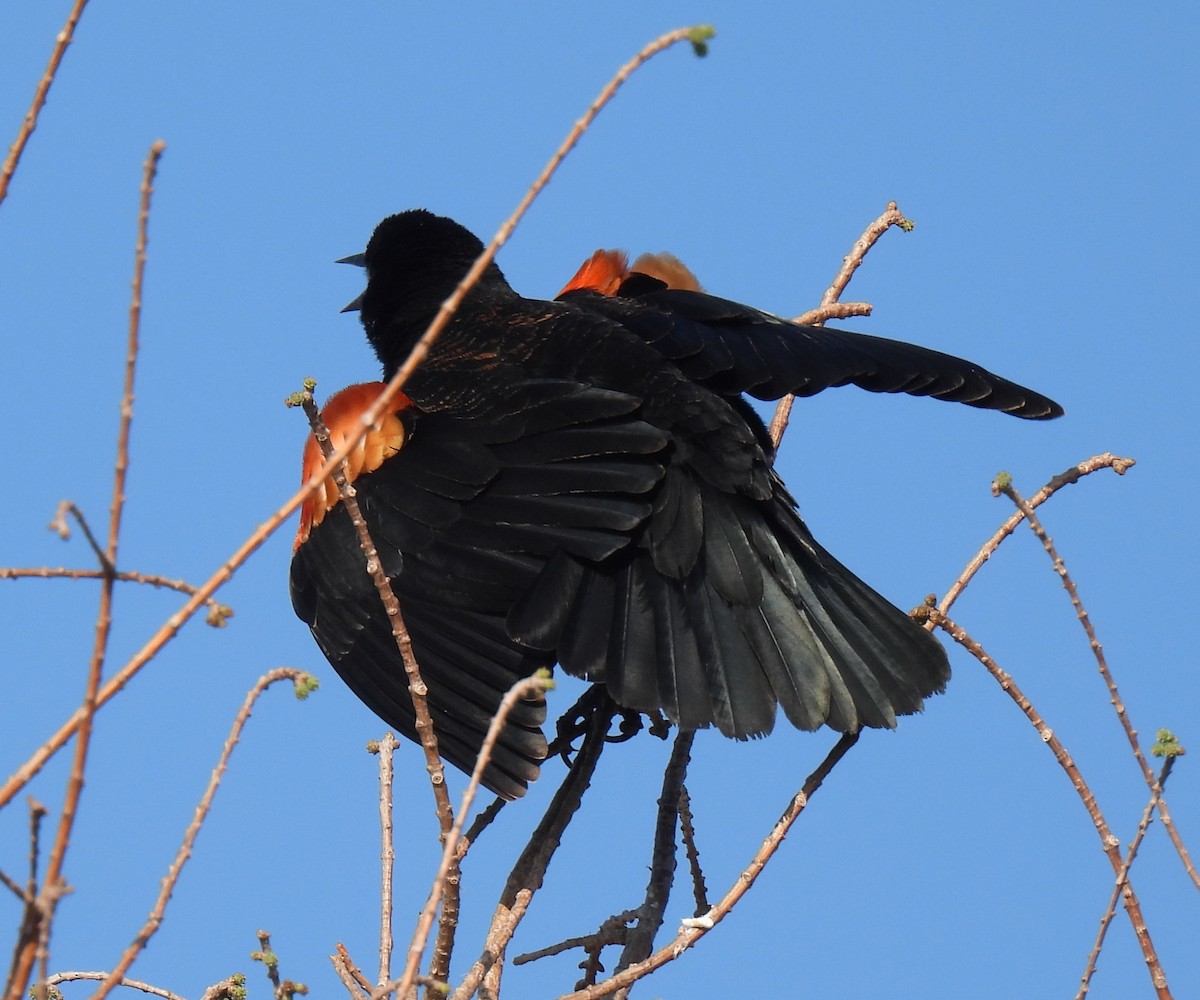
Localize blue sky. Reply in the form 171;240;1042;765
2;2;1197;998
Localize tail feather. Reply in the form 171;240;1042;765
515;477;948;741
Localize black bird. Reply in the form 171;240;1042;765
290;209;1063;797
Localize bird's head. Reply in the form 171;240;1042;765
342;210;512;377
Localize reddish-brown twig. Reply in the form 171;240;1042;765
792;301;874;326
929;609;1171;999
1078;754;1180;999
769;201;913;445
388;674;552;1000
512;910;639;970
42;971;185;1000
3;800;47;997
90;669;315;1000
6;141;165;1000
48;501;111;571
994;473;1198;892
198;974;249;1000
0;0;91;207
451;701;613;1000
557;731;860;1000
369;733;400;988
332;943;372;1000
252;929;308;1000
294;385;455;834
0;566;232;626
934;453;1135;618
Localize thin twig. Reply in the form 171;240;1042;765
295;386;454;831
332;944;371;1000
251;929;309;1000
934;453;1135;619
387;675;552;1000
0;0;90;207
47;501;111;572
4;800;47;997
43;971;186;1000
254;930;280;999
0;868;25;903
427;844;463;996
513;910;638;968
451;699;614;1000
371;733;399;988
90;669;315;1000
8;141;165;1000
769;201;913;446
0;566;233;626
1078;756;1179;999
198;975;249;1000
928;610;1171;999
558;732;860;1000
370;977;449;999
995;473;1198;892
791;301;873;326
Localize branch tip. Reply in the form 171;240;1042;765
687;25;716;56
292;673;319;700
1152;729;1186;759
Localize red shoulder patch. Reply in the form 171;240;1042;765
295;382;412;549
557;249;630;297
558;248;704;299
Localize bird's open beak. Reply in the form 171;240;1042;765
337;253;366;311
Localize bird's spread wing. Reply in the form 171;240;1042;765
290;382;667;798
508;464;950;739
560;284;1063;419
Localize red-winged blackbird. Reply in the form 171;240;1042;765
290;210;1063;798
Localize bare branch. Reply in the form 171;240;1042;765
389;674;553;1000
89;669;315;1000
4;800;48;997
614;731;695;981
513;910;638;969
935;452;1135;618
769;201;913;446
558;732;860;1000
0;566;233;626
994;472;1198;891
7;141;165;1000
451;698;614;1000
43;971;186;1000
198;974;249;1000
331;944;371;1000
47;502;111;572
252;930;308;1000
929;610;1171;999
0;0;91;207
294;386;454;830
371;733;399;988
791;301;874;326
1078;753;1181;999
